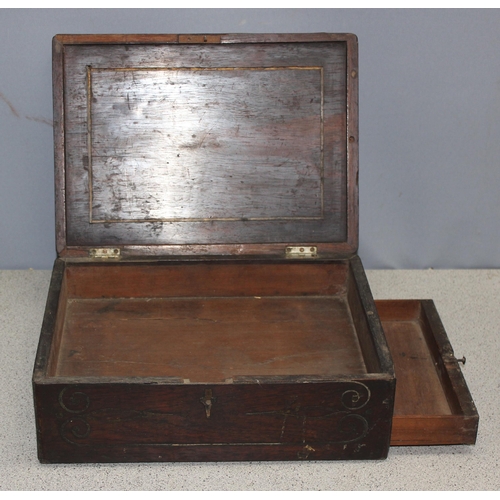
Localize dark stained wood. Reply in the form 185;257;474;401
53;35;354;257
53;38;66;256
54;33;357;47
220;33;358;44
34;378;394;463
59;242;358;260
33;259;65;460
45;265;68;377
34;257;395;462
33;259;65;380
346;35;359;255
376;300;479;446
89;67;323;221
348;256;393;375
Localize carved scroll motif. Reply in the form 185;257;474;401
337;413;369;443
57;387;177;446
246;382;372;445
341;382;371;410
60;417;91;445
246;408;370;445
58;387;90;414
58;387;91;446
56;382;372;448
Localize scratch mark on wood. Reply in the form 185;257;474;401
280;413;288;439
251;351;331;366
198;127;212;149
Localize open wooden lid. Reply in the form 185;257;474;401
54;33;358;259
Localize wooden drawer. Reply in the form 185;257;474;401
376;300;479;446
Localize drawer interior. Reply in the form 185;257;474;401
377;300;478;446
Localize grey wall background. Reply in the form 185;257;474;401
1;8;499;270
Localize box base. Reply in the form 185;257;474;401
33;258;395;463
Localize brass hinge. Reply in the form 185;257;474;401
89;248;121;260
285;246;318;259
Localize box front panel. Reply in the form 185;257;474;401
34;379;394;462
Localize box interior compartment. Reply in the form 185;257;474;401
47;260;383;382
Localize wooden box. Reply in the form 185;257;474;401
32;33;477;463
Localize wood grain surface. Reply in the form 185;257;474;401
54;296;367;380
376;300;479;446
52;34;357;256
34;256;395;462
49;259;371;380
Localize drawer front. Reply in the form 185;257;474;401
34;379;394;462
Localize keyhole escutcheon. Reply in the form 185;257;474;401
200;389;216;418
